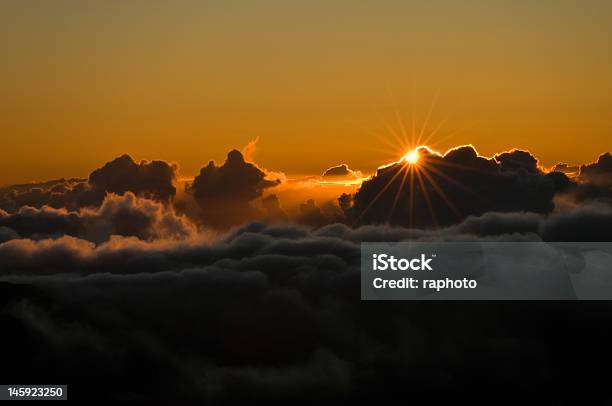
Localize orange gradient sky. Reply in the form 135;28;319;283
1;0;612;185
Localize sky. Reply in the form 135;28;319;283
1;0;612;185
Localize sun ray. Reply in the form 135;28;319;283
351;164;408;226
414;167;438;227
420;117;448;148
422;159;474;193
415;92;439;147
419;165;462;220
370;128;405;153
388;164;411;221
394;105;410;147
378;113;407;151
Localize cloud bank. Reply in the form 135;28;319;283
1;144;612;402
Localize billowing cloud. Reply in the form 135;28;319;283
0;155;178;212
88;154;178;202
3;203;612;276
2;211;612;402
344;146;573;228
579;152;612;186
0;192;195;244
1;145;612;403
0;178;86;212
189;150;280;228
494;149;540;173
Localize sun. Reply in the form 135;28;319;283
403;149;420;165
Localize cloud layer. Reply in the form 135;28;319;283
2;217;612;401
1;145;612;402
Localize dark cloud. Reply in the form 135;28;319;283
541;204;612;241
0;226;18;243
88;154;178;202
0;178;86;212
494;149;540;173
579;152;612;186
0;155;178;212
3;204;612;277
344;146;573;227
2;216;612;402
0;192;194;244
296;199;345;228
189;150;280;228
262;194;288;223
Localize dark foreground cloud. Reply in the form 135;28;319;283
344;146;573;227
2;205;612;276
0;192;194;244
189;150;280;228
2;216;612;402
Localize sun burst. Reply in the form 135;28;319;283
403;149;420;165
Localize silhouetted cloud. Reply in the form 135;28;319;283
0;179;86;212
189;150;280;228
322;164;361;180
494;149;540;173
88;154;177;202
261;194;288;223
579;152;612;186
343;146;573;227
0;155;178;212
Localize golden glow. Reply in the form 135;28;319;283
403;150;420;165
1;2;611;185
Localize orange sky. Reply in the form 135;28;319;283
1;1;612;185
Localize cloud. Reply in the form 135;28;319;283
188;150;281;228
261;194;288;223
552;163;579;176
494;149;540;173
2;213;612;401
541;203;612;241
322;164;361;180
0;192;195;244
241;136;260;161
88;154;178;202
4;202;612;276
578;152;612;186
1;145;612;402
344;145;573;227
0;155;178;212
296;199;344;228
0;178;87;212
0;226;18;244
